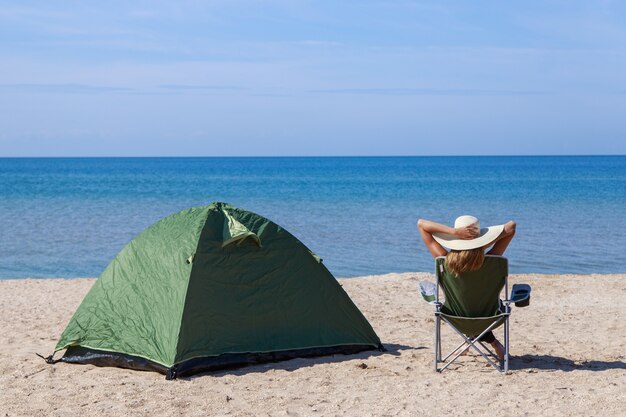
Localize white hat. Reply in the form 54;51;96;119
432;215;504;250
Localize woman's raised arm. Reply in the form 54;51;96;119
486;220;516;256
417;219;478;258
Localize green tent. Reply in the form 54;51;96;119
52;202;382;379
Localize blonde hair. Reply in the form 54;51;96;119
445;248;485;277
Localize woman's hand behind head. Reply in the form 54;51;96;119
454;225;480;240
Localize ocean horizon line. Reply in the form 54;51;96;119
1;154;625;159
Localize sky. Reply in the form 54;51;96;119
1;0;626;156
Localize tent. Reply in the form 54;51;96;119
50;202;382;379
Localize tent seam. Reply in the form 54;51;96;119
170;205;212;367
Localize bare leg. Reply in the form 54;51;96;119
490;339;505;362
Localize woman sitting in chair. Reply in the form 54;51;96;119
417;215;516;361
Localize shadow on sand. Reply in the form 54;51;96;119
510;354;626;372
185;343;423;380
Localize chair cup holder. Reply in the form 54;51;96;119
510;284;531;308
514;296;530;307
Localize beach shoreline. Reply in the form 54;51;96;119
1;273;625;416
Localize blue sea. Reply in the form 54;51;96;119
1;156;625;279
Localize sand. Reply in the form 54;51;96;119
1;273;625;417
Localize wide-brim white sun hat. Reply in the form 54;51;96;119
432;215;504;250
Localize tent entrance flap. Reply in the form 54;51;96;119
222;209;261;247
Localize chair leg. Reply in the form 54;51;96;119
504;316;509;372
442;339;471;362
478;341;497;359
435;315;441;371
437;316;442;361
439;316;505;372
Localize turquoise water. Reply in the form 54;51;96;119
1;156;625;278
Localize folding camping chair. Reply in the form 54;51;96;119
420;255;531;373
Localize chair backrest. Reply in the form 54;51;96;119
435;255;508;318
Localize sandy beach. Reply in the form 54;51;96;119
1;272;625;416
